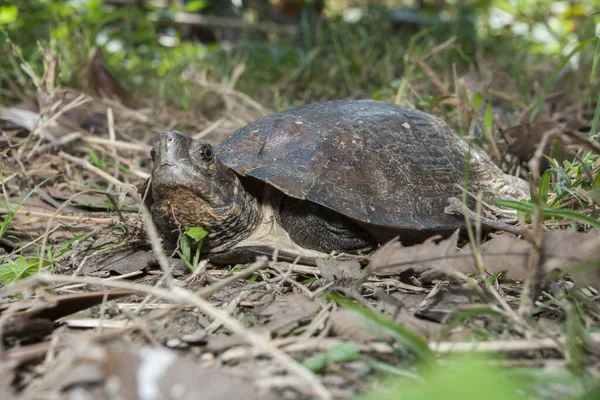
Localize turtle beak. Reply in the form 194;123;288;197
156;130;192;166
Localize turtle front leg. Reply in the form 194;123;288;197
276;197;376;254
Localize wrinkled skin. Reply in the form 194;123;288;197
148;131;261;252
147;131;376;260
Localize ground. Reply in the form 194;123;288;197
0;1;600;399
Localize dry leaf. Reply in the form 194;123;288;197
501;118;561;163
102;249;156;275
330;308;440;343
0;290;133;340
329;309;381;343
0;290;134;322
369;230;459;276
254;293;320;336
369;230;600;290
315;258;361;286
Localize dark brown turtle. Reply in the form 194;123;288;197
146;100;528;264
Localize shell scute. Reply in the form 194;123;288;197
216;100;525;230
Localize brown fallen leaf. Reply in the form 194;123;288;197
329;309;381;343
369;230;459;276
101;248;156;275
204;333;247;353
0;290;134;340
330;308;441;344
0;290;134;321
253;293;321;336
501;119;561;164
316;258;361;287
500;114;597;167
369;230;600;290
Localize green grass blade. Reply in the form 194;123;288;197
539;169;552;204
491;199;600;229
589;38;600;107
328;293;436;366
529;37;596;124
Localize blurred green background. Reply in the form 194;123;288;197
1;0;599;111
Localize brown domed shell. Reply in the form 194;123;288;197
216;100;523;230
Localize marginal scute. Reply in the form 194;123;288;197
217;100;528;230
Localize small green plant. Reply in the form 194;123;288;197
87;148;107;171
302;341;361;373
0;255;51;285
176;226;208;271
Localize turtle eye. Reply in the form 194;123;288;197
202;145;213;161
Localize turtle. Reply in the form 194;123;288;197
145;99;528;264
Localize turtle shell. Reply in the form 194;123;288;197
216;100;508;230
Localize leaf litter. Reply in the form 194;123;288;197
0;45;599;400
369;229;600;291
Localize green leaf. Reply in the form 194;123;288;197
549;139;564;166
179;234;192;264
185;1;208;12
302;342;361;373
87;148;105;170
327;342;361;363
0;5;18;25
302;353;328;373
0;256;47;286
539;169;552;204
566;300;586;374
473;92;483;109
484;103;494;132
176;226;209;271
490;199;600;230
186;226;208;242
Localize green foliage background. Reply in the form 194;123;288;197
1;0;598;110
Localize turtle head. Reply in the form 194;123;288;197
150;130;236;208
148;130;250;247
